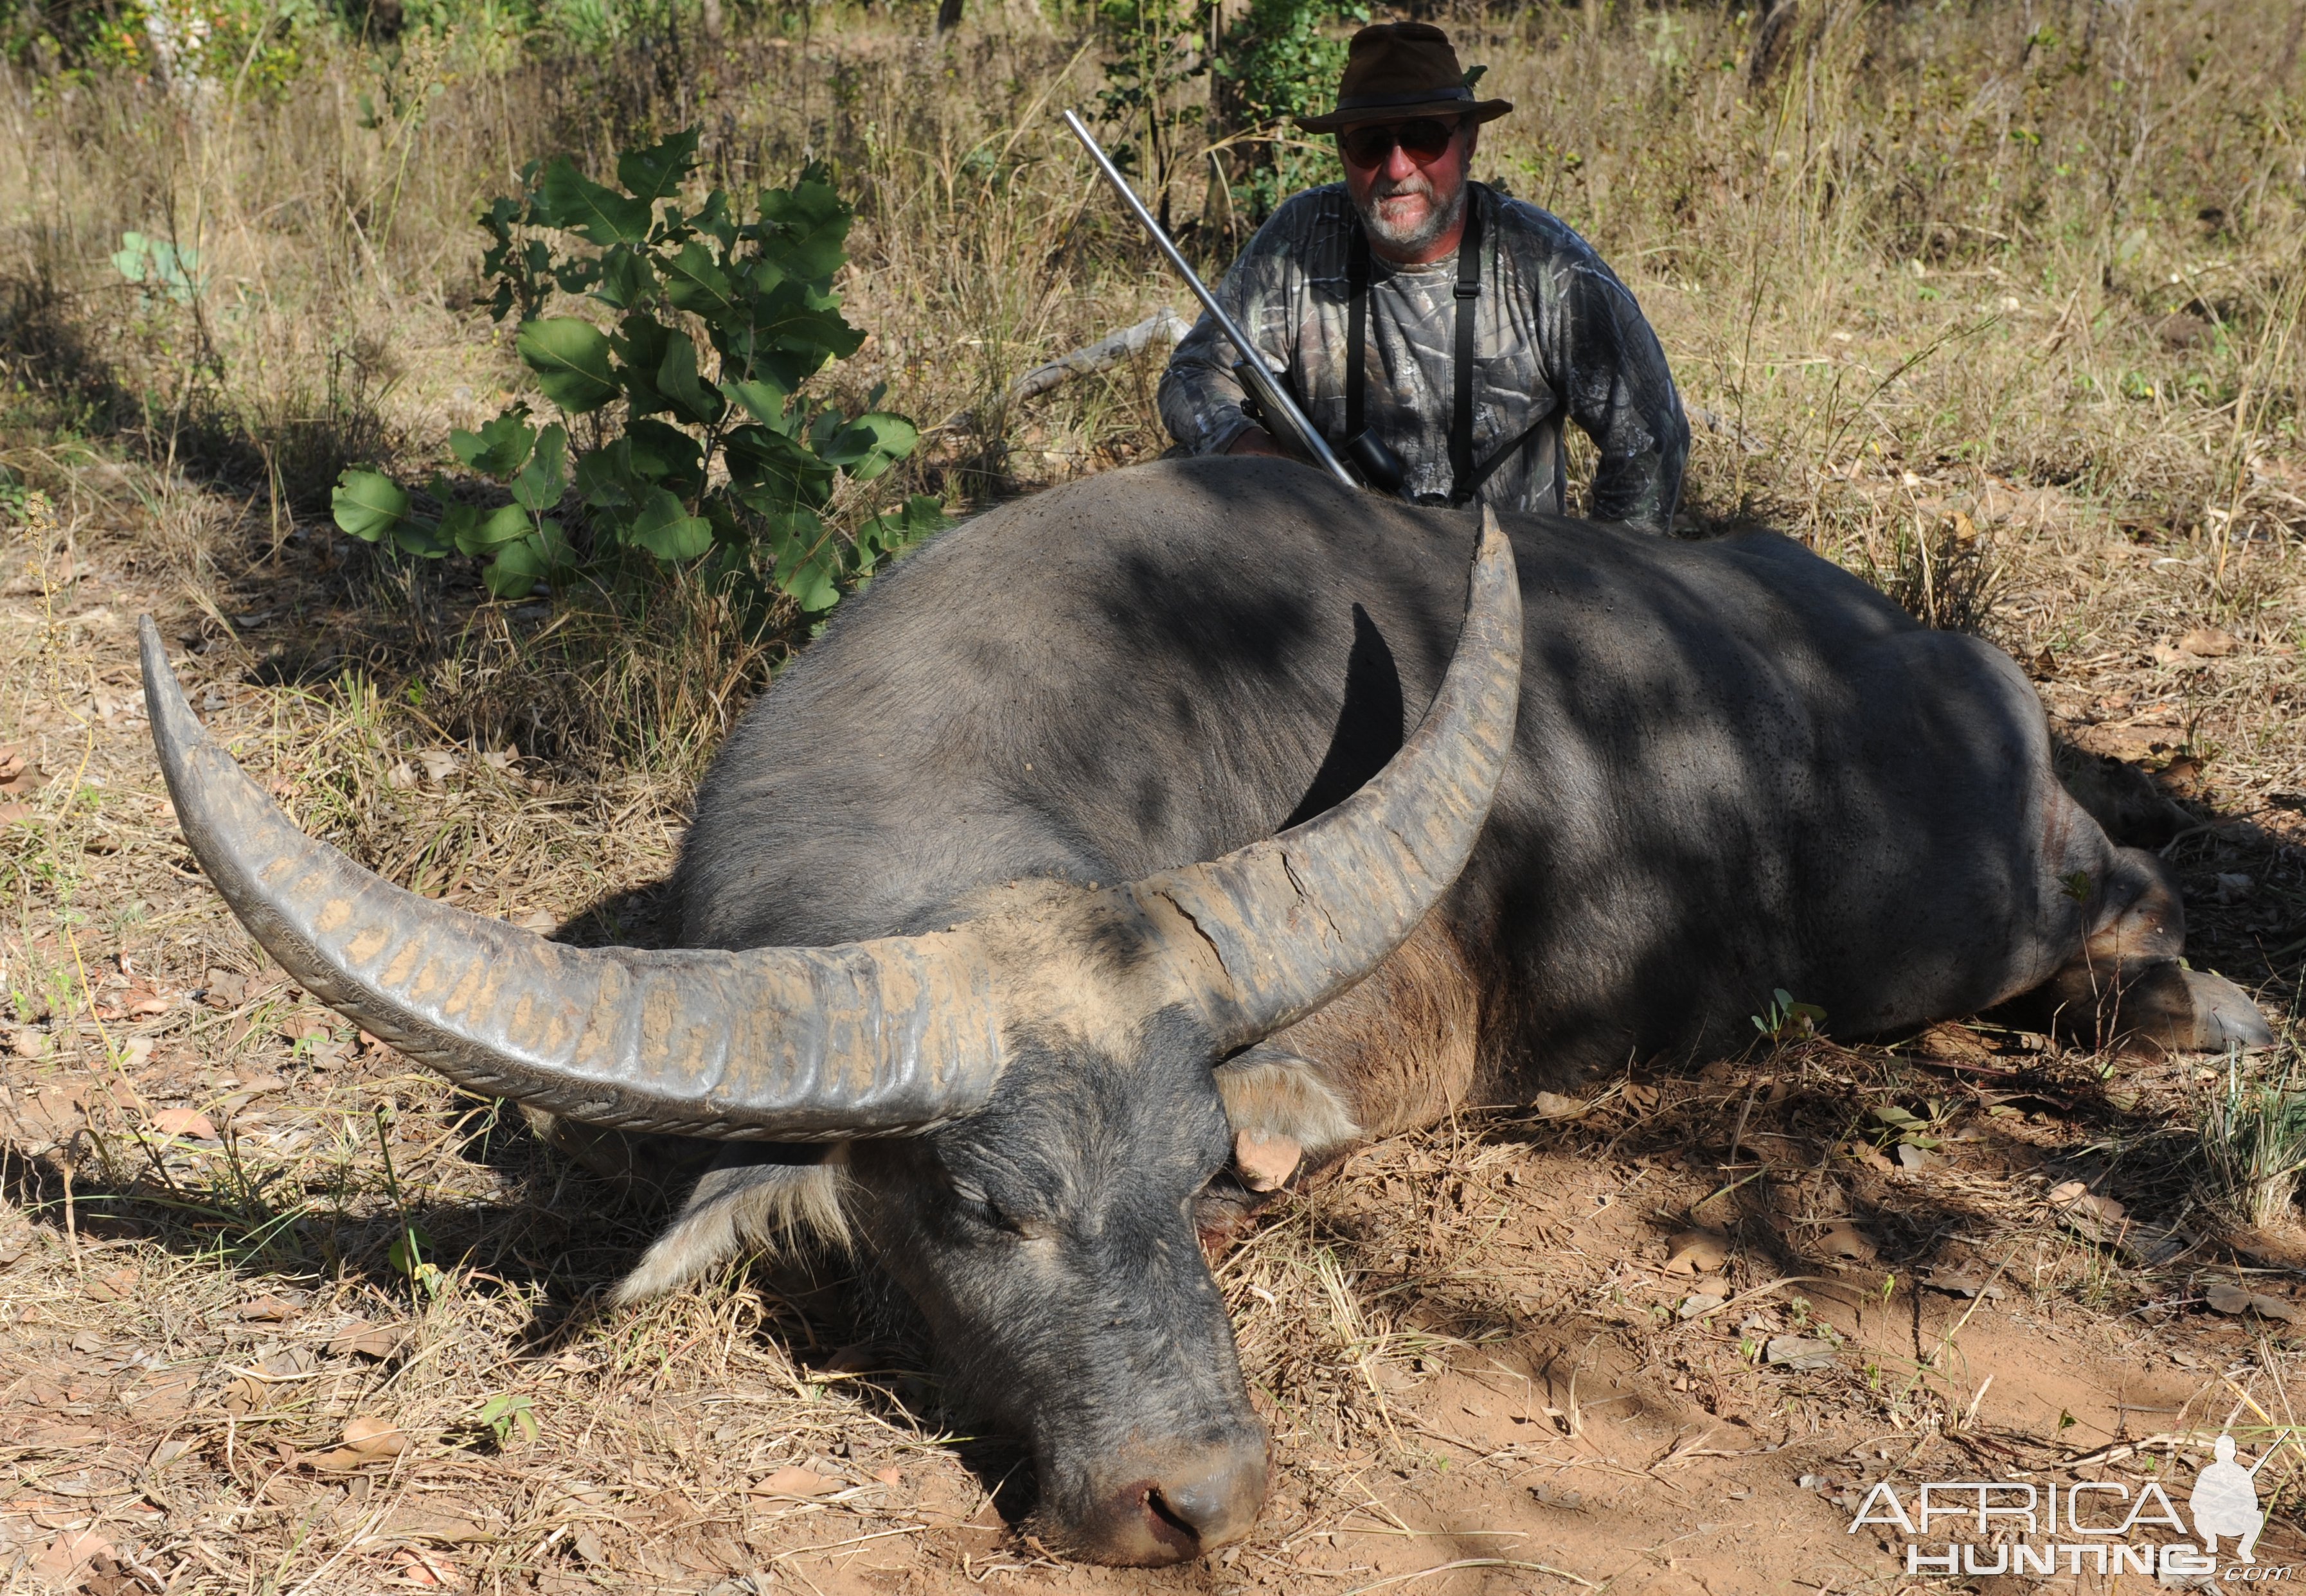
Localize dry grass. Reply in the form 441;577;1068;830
2;1;2306;1591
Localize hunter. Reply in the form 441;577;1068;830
1160;21;1690;529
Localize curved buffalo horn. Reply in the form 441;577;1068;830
138;618;1003;1140
1129;508;1522;1048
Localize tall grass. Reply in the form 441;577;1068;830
1;0;2301;765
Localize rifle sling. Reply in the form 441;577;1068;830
1346;187;1533;506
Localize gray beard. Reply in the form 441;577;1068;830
1354;175;1468;259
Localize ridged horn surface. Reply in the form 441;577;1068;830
139;618;1003;1139
1128;508;1523;1047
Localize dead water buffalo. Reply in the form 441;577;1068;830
140;454;2269;1565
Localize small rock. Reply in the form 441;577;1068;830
2249;1295;2297;1324
1895;1142;1932;1171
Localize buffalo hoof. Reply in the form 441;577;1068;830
1060;1433;1269;1565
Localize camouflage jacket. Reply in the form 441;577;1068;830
1158;182;1689;531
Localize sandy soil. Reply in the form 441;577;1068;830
2;515;2304;1596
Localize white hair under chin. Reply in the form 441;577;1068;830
1353;159;1471;257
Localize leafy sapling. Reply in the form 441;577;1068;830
334;127;945;621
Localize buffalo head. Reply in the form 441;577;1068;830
139;515;1521;1564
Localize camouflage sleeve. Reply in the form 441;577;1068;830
1157;209;1307;456
1549;259;1690;533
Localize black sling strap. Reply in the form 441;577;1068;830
1345;186;1519;507
1446;186;1483;505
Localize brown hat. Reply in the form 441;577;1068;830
1295;22;1513;134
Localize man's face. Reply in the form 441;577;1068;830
1339;116;1477;263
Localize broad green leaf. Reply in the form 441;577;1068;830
614;313;672;416
538;155;651;246
856;493;949;562
819;411;920;481
448;409;537;479
719;376;792;430
485;536;547;598
333;470;411;543
627;418;705;497
724;423;835;513
656;332;725;426
662;240;737;319
454;504;533;555
575;442;639;510
629;487;713;562
764;510;843;612
512;424;568;511
391;518;452;558
517;318;618;413
754;165;854;285
616;128;701;206
595;244;657;311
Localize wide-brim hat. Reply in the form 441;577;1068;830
1295;22;1513;134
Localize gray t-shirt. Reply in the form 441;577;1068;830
1158;182;1689;531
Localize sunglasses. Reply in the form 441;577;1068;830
1339;118;1462;169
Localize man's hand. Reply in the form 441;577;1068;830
1226;426;1285;457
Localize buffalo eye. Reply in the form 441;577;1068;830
947;1182;1047;1240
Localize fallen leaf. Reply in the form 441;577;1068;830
84;1265;139;1302
392;1547;462;1588
872;1465;904;1485
1843;1140;1895;1174
572;1527;606;1564
1531;1090;1584;1120
1622;1081;1659;1113
2205;1281;2253;1315
201;969;246;1008
1677;1291;1726;1320
1814;1221;1877;1262
1764;1334;1837;1370
1895;1142;1933;1171
1233;1128;1301;1193
238;1294;301;1323
341;1415;409;1457
2250;1294;2297;1324
31;1529;114;1587
2180;627;2239;657
823;1342;880;1374
148;1107;217;1140
1921;1267;2005;1300
753;1466;837;1497
1663;1228;1730;1275
328;1320;404;1360
7;1025;50;1059
0;801;32;828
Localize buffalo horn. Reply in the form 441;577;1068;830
1129;508;1522;1047
138;619;1003;1139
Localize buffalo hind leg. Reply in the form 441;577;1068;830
2005;846;2272;1054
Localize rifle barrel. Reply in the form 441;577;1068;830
1061;109;1358;492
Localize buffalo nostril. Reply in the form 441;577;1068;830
1141;1441;1267;1552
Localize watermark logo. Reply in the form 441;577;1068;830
1847;1427;2292;1582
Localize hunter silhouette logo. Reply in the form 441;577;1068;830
2192;1434;2269;1561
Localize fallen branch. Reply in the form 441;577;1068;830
938;307;1194;434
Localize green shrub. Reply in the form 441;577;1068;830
332;128;944;626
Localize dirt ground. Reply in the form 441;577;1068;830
3;471;2305;1596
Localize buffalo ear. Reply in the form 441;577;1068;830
1213;1046;1361;1171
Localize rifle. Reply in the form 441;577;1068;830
1062;109;1372;494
